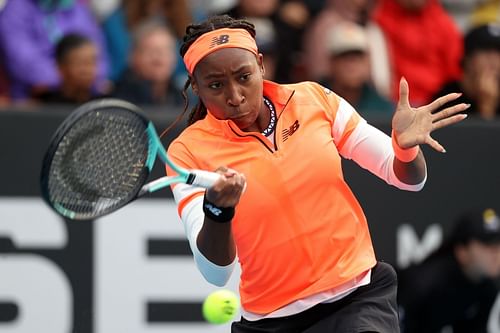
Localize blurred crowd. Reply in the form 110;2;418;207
0;0;499;120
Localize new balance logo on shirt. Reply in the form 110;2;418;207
210;34;230;48
282;120;300;141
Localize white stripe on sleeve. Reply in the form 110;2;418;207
174;186;236;286
332;98;355;144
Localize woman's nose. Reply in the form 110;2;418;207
226;85;245;106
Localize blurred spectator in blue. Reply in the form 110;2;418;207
372;0;463;106
321;21;393;118
398;208;500;333
34;33;107;105
102;0;191;82
434;24;500;120
112;20;182;106
0;0;108;102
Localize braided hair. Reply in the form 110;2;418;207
160;15;256;138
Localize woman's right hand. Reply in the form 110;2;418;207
206;166;246;208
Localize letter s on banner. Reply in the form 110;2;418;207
0;198;73;333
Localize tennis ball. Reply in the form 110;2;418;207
202;289;240;324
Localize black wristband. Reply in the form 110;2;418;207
203;194;235;223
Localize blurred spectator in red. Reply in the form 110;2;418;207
112;20;182;106
34;33;106;105
321;21;394;118
434;24;500;120
102;0;191;82
372;0;463;106
0;0;108;102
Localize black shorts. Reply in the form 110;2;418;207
231;261;400;333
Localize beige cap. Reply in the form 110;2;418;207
327;21;369;56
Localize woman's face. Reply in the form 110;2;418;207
131;29;176;83
59;42;98;90
191;48;266;132
459;240;500;279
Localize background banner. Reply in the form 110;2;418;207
1;109;499;332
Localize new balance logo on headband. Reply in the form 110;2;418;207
282;120;300;142
210;34;230;48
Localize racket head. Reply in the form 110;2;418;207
40;99;152;220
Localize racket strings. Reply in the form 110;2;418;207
47;109;150;218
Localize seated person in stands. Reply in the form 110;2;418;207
434;23;500;120
35;33;107;105
321;21;393;118
398;208;500;333
112;19;182;106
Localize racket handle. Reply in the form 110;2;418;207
187;170;221;188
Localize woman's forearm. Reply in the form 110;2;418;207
196;218;236;266
392;149;427;185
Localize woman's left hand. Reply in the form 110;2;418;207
392;77;469;152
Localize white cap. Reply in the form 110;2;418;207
327;21;369;56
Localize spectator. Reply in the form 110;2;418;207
303;0;375;80
398;208;500;333
0;0;108;102
112;20;182;106
303;0;391;98
321;21;394;117
35;33;106;105
102;0;191;82
434;24;500;120
372;0;463;106
224;0;313;83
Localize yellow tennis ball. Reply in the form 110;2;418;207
202;289;240;324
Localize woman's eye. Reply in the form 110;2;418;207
209;82;222;89
240;73;251;81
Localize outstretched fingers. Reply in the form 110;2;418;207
432;102;470;122
433;113;468;131
425;92;462;113
425;134;446;153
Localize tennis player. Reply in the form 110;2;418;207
166;15;469;333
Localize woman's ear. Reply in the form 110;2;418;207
257;53;265;77
190;75;199;95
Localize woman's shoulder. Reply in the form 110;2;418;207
277;80;339;100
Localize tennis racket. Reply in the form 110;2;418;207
40;98;220;220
